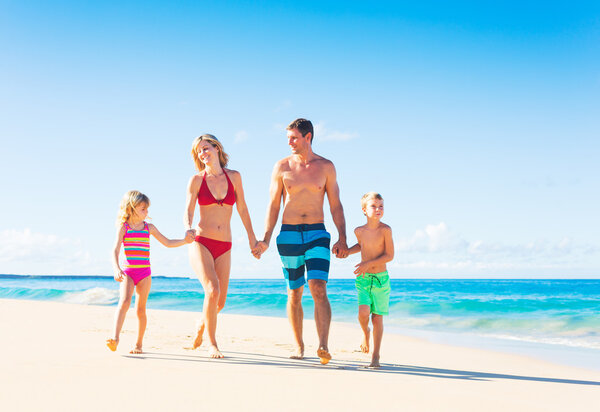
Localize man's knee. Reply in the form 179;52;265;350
287;287;303;305
308;279;328;301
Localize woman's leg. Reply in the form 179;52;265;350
189;242;222;357
131;276;152;354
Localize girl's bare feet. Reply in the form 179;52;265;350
129;346;143;354
192;322;205;349
208;345;224;358
289;345;304;359
106;338;118;352
360;327;370;353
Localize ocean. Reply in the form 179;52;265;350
2;275;599;369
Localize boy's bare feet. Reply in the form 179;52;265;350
369;355;381;368
106;338;118;352
289;345;304;359
130;346;143;354
360;327;370;353
192;322;205;349
208;345;224;359
317;347;332;365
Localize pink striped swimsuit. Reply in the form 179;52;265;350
123;222;151;285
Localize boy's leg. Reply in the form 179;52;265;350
358;305;371;353
131;276;152;354
370;314;383;368
108;276;135;350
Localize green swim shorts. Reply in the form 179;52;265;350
355;271;391;315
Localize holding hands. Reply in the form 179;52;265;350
185;229;196;244
332;239;349;259
251;240;269;259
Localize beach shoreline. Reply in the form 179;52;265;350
1;298;599;411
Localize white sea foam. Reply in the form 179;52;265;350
61;287;119;305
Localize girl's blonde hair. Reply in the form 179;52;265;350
361;192;383;209
116;190;150;226
191;134;229;172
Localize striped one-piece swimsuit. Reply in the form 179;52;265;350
123;222;151;285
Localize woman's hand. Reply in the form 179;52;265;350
251;240;268;259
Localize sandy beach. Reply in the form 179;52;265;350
1;298;598;411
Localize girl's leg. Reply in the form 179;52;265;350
370;314;383;368
357;305;371;353
108;277;135;350
189;242;222;358
131;276;152;354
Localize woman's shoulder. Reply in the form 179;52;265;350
188;173;203;187
224;168;241;180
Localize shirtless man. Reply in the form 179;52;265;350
256;118;348;364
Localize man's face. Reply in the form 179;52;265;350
287;128;310;154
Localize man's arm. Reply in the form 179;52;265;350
325;162;348;258
261;161;285;248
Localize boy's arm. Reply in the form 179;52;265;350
111;225;126;281
149;224;193;247
346;228;362;256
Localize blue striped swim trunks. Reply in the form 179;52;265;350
276;223;331;290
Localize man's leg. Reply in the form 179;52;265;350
287;285;304;359
308;279;332;363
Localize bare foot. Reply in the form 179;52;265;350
129;346;143;354
208;345;224;359
360;327;370;353
369;355;381;368
106;338;118;352
317;347;332;365
192;322;205;349
289;345;304;359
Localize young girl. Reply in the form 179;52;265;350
106;190;194;354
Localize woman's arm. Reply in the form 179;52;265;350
111;225;126;281
184;175;201;231
230;170;258;248
148;224;193;247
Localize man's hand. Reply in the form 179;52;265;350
251;240;269;259
332;239;349;258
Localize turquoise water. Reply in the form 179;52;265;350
1;275;600;352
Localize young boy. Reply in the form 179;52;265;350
347;192;394;368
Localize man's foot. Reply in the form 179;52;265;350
360;327;370;353
106;338;118;352
317;347;332;365
129;346;143;354
192;322;205;349
208;345;224;359
289;345;304;360
368;355;381;368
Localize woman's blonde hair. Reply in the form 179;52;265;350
191;134;229;172
116;190;150;226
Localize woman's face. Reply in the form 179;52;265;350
196;140;219;165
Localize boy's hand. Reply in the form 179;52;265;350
114;269;126;282
353;261;369;277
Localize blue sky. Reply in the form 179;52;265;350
1;1;599;278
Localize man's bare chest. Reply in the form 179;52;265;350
282;169;327;194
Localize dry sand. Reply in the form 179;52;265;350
1;299;599;411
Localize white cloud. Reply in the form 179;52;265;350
314;122;358;142
234;130;249;143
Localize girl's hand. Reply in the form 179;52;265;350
114;269;126;282
185;230;195;243
353;261;369;277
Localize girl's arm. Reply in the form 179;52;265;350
231;170;258;248
184;175;201;231
148;224;193;247
111;225;127;281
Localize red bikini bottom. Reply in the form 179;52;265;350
195;236;232;260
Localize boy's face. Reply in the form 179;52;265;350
363;198;384;219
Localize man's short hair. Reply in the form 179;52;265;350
286;118;314;143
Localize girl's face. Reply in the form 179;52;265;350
196;141;219;165
133;202;149;220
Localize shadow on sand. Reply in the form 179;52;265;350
123;350;600;386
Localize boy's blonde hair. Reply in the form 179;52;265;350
191;134;230;172
117;190;150;226
361;192;384;209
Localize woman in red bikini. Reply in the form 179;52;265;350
185;134;260;358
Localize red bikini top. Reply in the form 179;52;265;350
197;170;236;206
